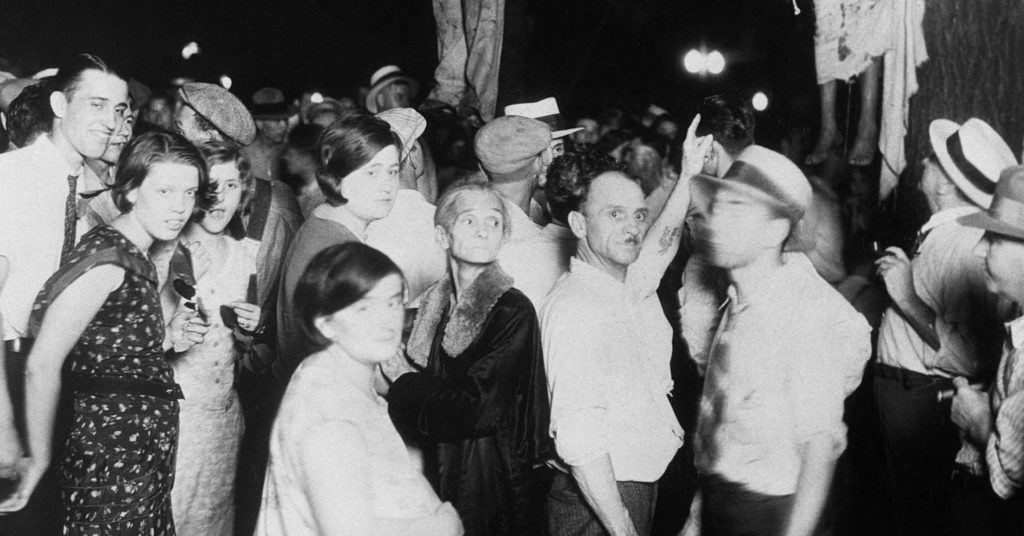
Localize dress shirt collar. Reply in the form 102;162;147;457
921;206;980;235
1006;314;1024;350
568;256;626;294
32;134;83;180
502;197;542;240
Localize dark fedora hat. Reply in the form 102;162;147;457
959;165;1024;241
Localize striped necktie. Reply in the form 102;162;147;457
60;174;79;264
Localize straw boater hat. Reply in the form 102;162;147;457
930;118;1018;208
959;166;1024;241
365;65;419;114
504;97;582;139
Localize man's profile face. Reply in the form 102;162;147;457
704;187;780;269
55;69;129;160
975;234;1024;302
376;82;412;112
575;171;649;270
174;104;214;144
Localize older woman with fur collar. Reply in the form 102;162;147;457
386;180;553;536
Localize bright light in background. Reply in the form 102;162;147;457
706;50;725;75
181;41;200;60
752;92;769;111
310;92;324;104
219;75;232;90
683;49;706;74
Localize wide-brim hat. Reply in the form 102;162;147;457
504;97;582;139
692;144;814;250
251;86;298;120
958;165;1024;241
930;118;1017;208
365;65;419;114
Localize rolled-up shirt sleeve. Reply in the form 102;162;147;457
541;298;611;467
987;389;1024;499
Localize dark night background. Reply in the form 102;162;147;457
0;0;819;145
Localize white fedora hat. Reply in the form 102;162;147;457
504;97;582;139
930;117;1018;208
365;65;419;113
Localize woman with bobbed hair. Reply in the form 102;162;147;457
386;180;554;536
257;242;463;536
0;131;212;534
275;112;402;382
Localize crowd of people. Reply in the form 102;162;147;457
0;46;1022;536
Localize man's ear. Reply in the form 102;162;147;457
567;210;587;240
535;154;548;188
434;225;451;250
50;91;67;119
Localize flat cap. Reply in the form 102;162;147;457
178;82;256;146
474;116;552;175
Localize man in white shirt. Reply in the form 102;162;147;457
541;116;708;536
873;118;1014;536
688;146;871;536
0;53;128;536
474;115;565;308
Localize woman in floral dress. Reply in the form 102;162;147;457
3;131;210;534
159;141;261;535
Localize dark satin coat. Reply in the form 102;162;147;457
389;288;553;536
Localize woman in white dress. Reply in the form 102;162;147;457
257;242;463;536
161;141;262;535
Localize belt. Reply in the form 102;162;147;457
68;374;184;401
3;337;34;355
874;362;952;389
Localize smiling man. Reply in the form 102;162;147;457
0;52;128;536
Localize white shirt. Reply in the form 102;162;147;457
695;255;871;495
366;189;448;306
877;206;1004;377
541;257;684;482
0;135;84;339
498;200;572;309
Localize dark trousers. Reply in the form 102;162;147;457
701;475;795;536
874;363;962;536
0;341;61;536
546;471;657;536
948;469;1024;536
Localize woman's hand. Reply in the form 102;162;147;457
229;301;261;333
167;308;209;353
0;456;43;513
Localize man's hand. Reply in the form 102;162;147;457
951;377;993;446
875;247;915;305
0;457;40;513
680;114;714;180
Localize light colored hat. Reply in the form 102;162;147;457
504;97;582;139
930;118;1017;208
694;144;812;221
959;166;1024;241
0;78;42;111
375;107;426;161
474;116;552;175
178;82;257;146
305;97;346;122
365;65;419;114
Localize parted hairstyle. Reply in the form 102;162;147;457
48;53;125;99
194;140;254;235
695;93;755;157
433;179;512;239
316;111;401;206
295;242;404;350
111;130;213;213
545;148;624;223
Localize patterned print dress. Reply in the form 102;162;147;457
30;225;182;536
